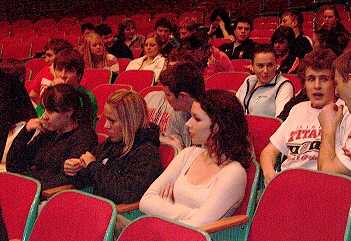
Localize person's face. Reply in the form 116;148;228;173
273;39;289;56
163;86;187;112
102;34;114;48
103;103;123;142
90;38;105;56
41;110;72;132
323;9;337;29
234;22;251;43
124;25;136;40
252;52;277;84
53;67;80;88
156;26;171;42
44;49;55;65
335;70;351;102
179;27;191;40
185;101;212;145
305;67;335;109
144;37;160;59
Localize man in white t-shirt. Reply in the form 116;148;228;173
260;49;337;185
317;50;351;176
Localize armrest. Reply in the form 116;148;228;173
116;202;139;213
200;215;248;233
41;184;75;199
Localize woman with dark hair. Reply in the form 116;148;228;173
140;89;250;227
64;89;162;204
208;7;234;40
109;18;145;59
0;59;36;160
271;26;299;73
6;84;97;189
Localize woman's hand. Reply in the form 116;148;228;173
64;158;83;176
80;151;96;167
25;118;47;132
159;183;174;203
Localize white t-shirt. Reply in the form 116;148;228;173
140;146;246;227
335;100;351;171
270;101;323;170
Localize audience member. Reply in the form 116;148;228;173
155;17;173;43
313;26;349;56
208;7;234;40
78;32;119;73
0;59;36;159
140;89;250;227
260;48;337;185
109;18;145;59
95;23;115;51
64;89;163;203
318;49;351;176
236;44;294;117
80;22;96;38
6;84;97;189
29;39;73;104
280;10;313;58
160;62;205;149
219;16;256;59
178;17;201;41
318;4;347;32
125;32;165;84
271;26;299;73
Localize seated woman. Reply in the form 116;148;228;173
28;38;73;104
64;89;163;204
79;32;120;74
6;84;97;190
236;44;294;118
207;7;234;41
271;26;299;74
125;32;166;85
140;89;250;227
110;18;145;59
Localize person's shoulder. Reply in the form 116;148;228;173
290;100;311;112
220;160;247;181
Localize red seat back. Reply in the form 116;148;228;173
80;68;112;91
284;74;303;94
25;59;47;80
116;70;154;92
118;58;131;72
159;143;177;169
206;72;248;91
231;59;251;73
248;169;351;241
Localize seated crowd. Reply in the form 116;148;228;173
1;3;351;240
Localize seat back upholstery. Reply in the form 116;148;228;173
205;72;248;91
80;69;112;91
248;169;351;241
159;143;178;169
118;216;211;241
116;70;154;92
0;172;41;241
29;190;116;241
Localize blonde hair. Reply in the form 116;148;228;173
106;90;149;156
79;32;108;69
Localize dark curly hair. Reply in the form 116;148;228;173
197;89;251;168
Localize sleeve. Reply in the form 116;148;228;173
139;148;196;219
179;164;246;227
275;80;294;118
235;78;249;108
6;127;38;173
165;112;185;147
152;58;166;84
125;59;137;71
86;143;162;203
335;120;351;171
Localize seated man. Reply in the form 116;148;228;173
260;48;337;185
95;23;115;53
35;49;97;127
219;16;256;59
318;49;351;176
160;61;205;149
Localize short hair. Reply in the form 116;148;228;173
159;61;205;99
178;17;201;32
251;44;275;62
297;48;337;85
95;23;112;36
81;23;96;34
197;89;251;168
167;48;207;71
117;18;136;41
106;90;149;156
154;17;172;31
271;26;296;50
54;49;85;82
333;49;351;82
233;16;253;31
281;10;304;28
145;32;164;48
42;83;92;127
44;39;73;54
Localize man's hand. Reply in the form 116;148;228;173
318;103;343;132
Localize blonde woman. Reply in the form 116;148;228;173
63;89;163;204
79;32;120;73
126;32;166;84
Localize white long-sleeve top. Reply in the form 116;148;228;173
139;146;247;227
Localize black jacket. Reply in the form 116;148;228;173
219;38;256;60
76;123;163;204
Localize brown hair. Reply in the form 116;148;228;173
333;49;351;82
